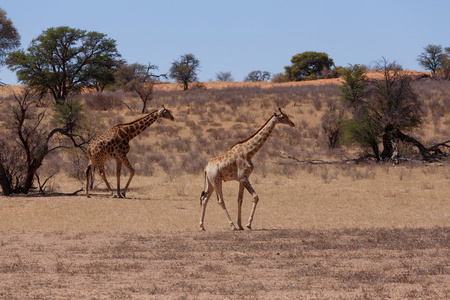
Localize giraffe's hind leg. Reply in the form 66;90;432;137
98;163;115;197
199;178;213;231
213;179;237;230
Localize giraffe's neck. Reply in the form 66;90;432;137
237;115;277;160
118;111;159;141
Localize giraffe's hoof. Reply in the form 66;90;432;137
230;226;238;231
238;225;244;230
246;224;252;230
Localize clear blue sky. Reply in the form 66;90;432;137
1;0;449;84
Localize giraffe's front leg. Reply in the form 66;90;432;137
237;183;245;230
119;156;135;198
242;179;259;229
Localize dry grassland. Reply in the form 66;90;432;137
0;78;449;299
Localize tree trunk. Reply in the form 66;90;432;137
393;129;428;159
371;142;380;161
381;132;394;160
0;161;12;196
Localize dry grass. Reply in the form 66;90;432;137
0;228;448;299
0;76;449;299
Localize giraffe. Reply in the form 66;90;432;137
85;105;174;198
199;108;295;230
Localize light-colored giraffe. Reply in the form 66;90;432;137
199;108;295;230
85;105;174;198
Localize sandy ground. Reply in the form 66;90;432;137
0;169;449;299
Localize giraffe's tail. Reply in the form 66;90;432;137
85;164;92;180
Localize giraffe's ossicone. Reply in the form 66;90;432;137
199;108;295;231
85;105;174;198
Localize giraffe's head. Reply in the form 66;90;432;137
274;108;295;127
157;105;175;121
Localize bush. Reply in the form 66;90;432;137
83;92;124;111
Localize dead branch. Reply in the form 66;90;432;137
278;151;377;165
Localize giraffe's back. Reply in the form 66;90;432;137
88;131;130;162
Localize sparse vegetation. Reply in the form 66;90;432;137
0;228;448;299
0;77;448;299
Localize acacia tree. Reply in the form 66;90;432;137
6;26;121;103
0;8;20;68
417;44;443;76
169;53;200;90
341;60;426;161
244;70;271;82
285;51;334;81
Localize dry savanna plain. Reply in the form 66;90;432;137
0;76;449;299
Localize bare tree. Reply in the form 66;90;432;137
116;63;166;113
321;101;344;149
216;71;234;82
0;87;86;195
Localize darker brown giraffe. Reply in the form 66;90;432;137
85;106;174;198
199;108;295;230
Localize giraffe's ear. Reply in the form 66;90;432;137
278;107;283;114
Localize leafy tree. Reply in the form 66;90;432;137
216;71;234;82
6;26;121;103
285;51;334;81
244;70;271;82
417;44;443;76
52;98;85;134
340;60;425;161
0;7;20;69
169;53;200;90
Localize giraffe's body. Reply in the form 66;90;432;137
200;108;295;230
85;106;174;198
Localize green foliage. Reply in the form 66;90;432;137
285;51;334;81
0;8;20;67
341;117;382;149
52;98;85;134
339;64;368;107
6;26;121;102
340;60;423;160
169;53;200;90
